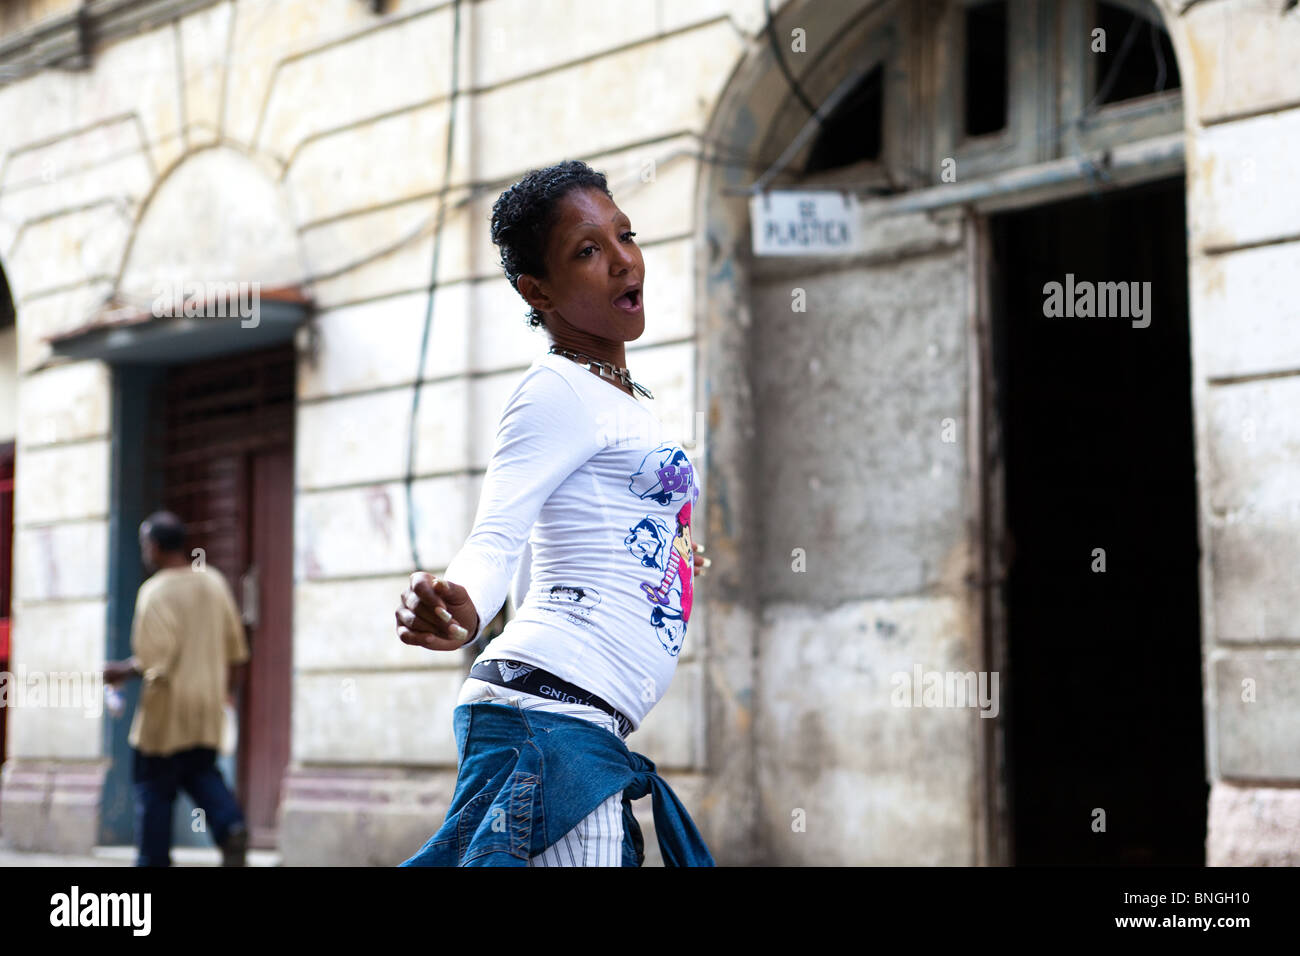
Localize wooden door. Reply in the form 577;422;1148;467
239;444;294;846
159;345;295;849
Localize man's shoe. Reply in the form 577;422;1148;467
221;823;248;867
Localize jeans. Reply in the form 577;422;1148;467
132;746;245;867
457;676;625;865
399;697;714;867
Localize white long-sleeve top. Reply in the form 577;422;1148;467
443;351;700;731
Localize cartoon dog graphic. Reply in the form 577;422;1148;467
636;498;694;629
626;443;698;657
628;444;694;506
650;597;687;656
624;516;672;569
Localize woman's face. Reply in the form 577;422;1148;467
521;187;645;343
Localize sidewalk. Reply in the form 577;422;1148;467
0;845;281;866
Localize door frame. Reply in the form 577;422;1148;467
971;167;1196;866
969;210;1013;866
99;347;296;849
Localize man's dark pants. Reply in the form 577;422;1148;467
132;746;245;866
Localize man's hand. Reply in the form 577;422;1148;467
396;572;480;651
103;659;137;686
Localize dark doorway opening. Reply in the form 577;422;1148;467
988;177;1206;864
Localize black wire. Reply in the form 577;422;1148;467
1150;16;1167;93
1087;11;1144;111
763;0;822;124
405;0;462;570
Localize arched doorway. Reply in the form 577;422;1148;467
695;0;1203;864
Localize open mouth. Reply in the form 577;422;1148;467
613;287;642;312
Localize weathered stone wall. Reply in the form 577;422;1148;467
1171;0;1300;867
694;0;985;865
0;0;1296;865
0;0;753;861
748;216;978;865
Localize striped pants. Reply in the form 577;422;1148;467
456;676;626;867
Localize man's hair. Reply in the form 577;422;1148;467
141;510;186;553
489;159;613;330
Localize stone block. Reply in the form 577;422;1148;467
473;0;734;89
1181;0;1300;124
467;368;528;470
1188;109;1300;252
295;475;474;580
178;1;234;146
284;99;461;225
13;519;107;602
1204;376;1300;515
277;764;459;866
750;248;971;602
4;597;107;761
13;440;109;523
756;594;980;864
1206;779;1300;866
222;0;408;147
1191;241;1300;380
8;202;132;299
297;288;470;399
468;282;554;375
0;759;108;854
474;21;742;185
291;668;465;765
1208;519;1300;642
16;361;110;444
117;147;304;298
294;574;465;672
1212;650;1300;779
305;195;475;307
257;6;459;164
296;383;471;490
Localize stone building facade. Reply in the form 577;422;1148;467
0;0;1295;865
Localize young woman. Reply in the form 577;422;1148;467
395;160;712;866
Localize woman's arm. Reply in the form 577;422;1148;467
398;364;600;649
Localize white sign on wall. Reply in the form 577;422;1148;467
750;190;861;256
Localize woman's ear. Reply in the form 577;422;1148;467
517;273;552;317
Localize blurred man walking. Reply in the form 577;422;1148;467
103;510;251;866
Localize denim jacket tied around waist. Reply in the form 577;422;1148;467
398;698;714;867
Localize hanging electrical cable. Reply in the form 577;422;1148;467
763;0;823;124
404;0;462;570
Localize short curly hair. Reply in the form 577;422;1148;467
490;160;613;329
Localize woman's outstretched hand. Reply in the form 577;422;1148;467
396;572;481;651
692;542;711;578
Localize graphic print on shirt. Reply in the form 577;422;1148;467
625;443;698;657
537;583;601;629
496;660;537;683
